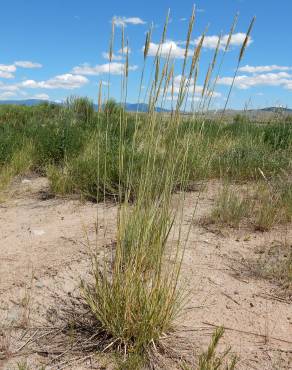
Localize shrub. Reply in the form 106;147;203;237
263;123;292;150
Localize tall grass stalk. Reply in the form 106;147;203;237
221;16;256;116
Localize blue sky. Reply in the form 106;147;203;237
0;0;291;109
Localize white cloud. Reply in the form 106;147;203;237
0;71;15;79
0;73;88;92
146;33;252;59
168;74;221;98
72;62;138;76
33;93;50;100
218;72;292;90
0;64;16;78
102;52;123;61
118;46;131;54
239;64;292;73
14;61;43;69
0;72;88;97
0;64;17;72
0;91;17;100
21;74;88;89
147;41;190;59
166;95;201;103
99;80;110;86
112;16;146;27
192;33;253;50
0;82;19;91
0;61;42;79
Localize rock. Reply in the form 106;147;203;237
35;281;44;288
7;307;21;322
31;229;45;236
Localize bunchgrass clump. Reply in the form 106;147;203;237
253;187;280;231
253;175;292;231
210;186;251;228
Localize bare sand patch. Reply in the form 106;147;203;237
0;178;291;369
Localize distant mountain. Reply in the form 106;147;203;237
259;107;292;113
0;99;171;113
100;102;171;113
0;99;50;106
123;103;170;113
0;100;291;115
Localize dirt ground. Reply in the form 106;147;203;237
0;177;291;369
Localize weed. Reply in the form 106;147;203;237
16;361;30;370
182;327;237;370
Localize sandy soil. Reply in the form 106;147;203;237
0;177;291;369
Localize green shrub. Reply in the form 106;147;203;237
263;123;292;150
212;143;289;180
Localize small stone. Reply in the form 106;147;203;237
31;229;45;236
35;281;44;289
7;307;21;322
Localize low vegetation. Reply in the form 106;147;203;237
183;327;237;370
207;175;292;231
1;105;291;199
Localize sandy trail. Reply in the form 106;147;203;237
0;177;291;369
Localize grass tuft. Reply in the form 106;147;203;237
210;186;251;228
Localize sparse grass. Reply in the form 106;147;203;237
253;186;280;231
210;186;251;228
16;361;30;370
182;327;237;370
0;141;35;194
15;361;46;370
248;242;292;297
253;175;292;231
207;174;292;231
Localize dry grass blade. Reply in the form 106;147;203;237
225;13;239;52
121;24;125;54
97;81;103;113
239;16;256;63
109;19;115;62
222;16;256;116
